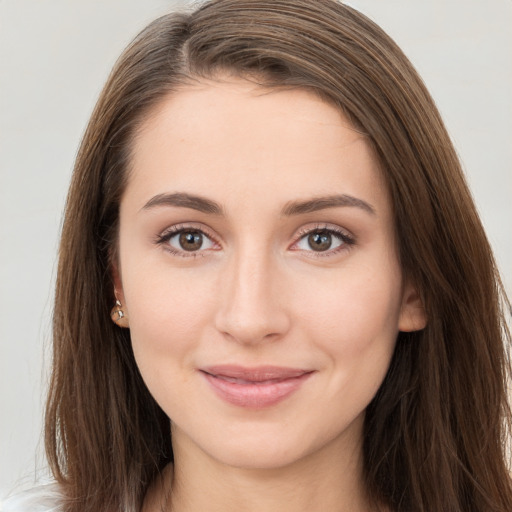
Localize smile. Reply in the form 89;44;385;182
200;365;314;408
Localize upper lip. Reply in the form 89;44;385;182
201;365;312;382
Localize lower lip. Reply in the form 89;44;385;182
201;371;313;408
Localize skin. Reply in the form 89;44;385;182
113;76;426;512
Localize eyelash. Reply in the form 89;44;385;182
154;223;355;259
292;224;356;257
154;223;218;259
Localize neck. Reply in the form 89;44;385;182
152;418;378;512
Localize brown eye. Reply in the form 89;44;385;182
307;231;333;251
178;231;204;251
292;226;353;256
158;226;217;257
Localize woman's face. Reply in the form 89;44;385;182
115;77;424;470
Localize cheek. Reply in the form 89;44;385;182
122;263;217;374
295;260;403;360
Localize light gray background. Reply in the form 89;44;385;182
1;0;511;496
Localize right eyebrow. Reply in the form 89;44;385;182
141;192;224;215
280;194;376;217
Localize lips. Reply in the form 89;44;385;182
200;365;314;408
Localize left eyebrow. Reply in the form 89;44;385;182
280;194;376;216
141;192;224;215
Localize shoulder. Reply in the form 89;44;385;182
1;483;63;512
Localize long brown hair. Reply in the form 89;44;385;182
45;1;512;510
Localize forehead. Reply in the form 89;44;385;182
126;77;389;217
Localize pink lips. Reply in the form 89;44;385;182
200;365;314;408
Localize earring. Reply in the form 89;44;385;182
111;299;129;328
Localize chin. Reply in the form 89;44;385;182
208;439;310;471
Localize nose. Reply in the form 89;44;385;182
214;249;291;345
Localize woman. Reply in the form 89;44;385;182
3;0;511;511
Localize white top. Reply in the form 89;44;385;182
0;484;63;512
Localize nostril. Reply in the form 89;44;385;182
215;308;291;345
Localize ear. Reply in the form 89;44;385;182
111;257;124;301
110;257;130;329
398;281;427;332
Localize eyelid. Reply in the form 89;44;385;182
289;223;356;256
154;222;221;257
